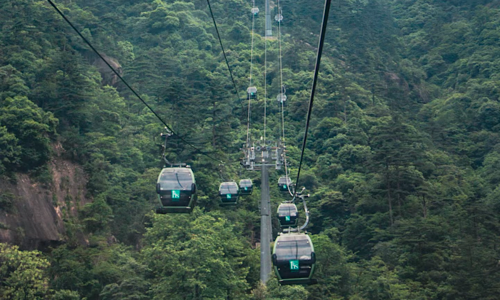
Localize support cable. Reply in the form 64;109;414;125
277;3;284;110
263;0;269;145
47;0;223;163
278;4;284;143
263;45;267;144
206;0;240;100
276;0;294;198
294;0;332;194
246;2;256;148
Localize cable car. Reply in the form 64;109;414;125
155;167;197;213
277;203;298;227
219;182;239;205
239;179;253;195
277;93;287;102
247;86;258;100
275;13;283;23
251;7;259;15
278;176;292;192
272;233;316;285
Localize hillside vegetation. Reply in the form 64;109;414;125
2;0;500;299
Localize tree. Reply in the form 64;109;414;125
0;96;58;172
142;210;250;299
0;243;50;299
306;234;354;299
0;126;20;174
370;115;425;224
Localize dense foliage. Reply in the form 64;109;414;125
2;0;500;298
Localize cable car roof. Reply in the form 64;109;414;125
219;182;239;194
277;233;311;242
278;176;292;183
278;203;297;211
160;167;192;174
158;168;194;181
247;86;257;93
277;93;287;102
274;234;314;261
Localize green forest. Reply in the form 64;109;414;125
2;0;500;299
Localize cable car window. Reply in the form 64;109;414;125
240;179;252;186
220;183;238;193
275;239;312;261
278;177;291;184
278;204;292;212
159;171;192;190
278;204;296;215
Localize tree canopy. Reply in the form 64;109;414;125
2;0;500;299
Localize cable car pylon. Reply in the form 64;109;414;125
260;166;272;282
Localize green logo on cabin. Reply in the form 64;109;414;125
245;187;248;191
227;194;232;199
284;184;287;189
290;260;299;271
172;190;180;200
285;216;290;222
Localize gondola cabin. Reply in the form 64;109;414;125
247;86;258;100
156;167;197;213
277;93;287;103
251;7;259;15
239;179;253;195
277;203;299;227
219;182;239;205
272;233;316;285
278;176;292;192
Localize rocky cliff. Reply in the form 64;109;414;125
0;147;90;250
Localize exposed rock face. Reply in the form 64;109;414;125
0;155;90;250
91;53;123;86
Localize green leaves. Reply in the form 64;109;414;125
0;243;50;299
4;0;500;299
143;210;250;299
0;96;57;172
0;126;20;174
